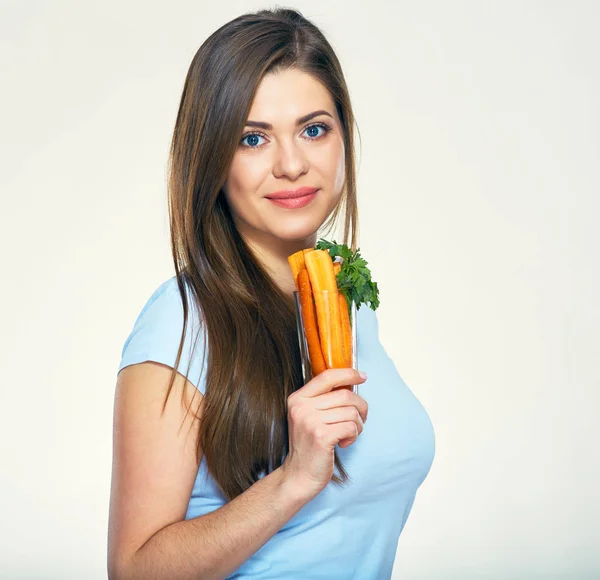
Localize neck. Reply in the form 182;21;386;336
241;230;317;298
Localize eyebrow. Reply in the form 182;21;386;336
244;109;333;130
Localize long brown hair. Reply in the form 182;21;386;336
164;7;360;501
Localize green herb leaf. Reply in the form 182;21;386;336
315;238;380;311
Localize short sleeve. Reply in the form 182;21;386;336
117;276;207;394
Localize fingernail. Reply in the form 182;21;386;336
359;371;368;380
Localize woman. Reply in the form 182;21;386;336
108;7;435;579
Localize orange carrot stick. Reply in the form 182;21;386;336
333;262;353;369
304;250;346;369
339;293;352;368
287;250;306;292
298;269;327;376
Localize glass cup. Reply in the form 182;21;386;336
293;289;358;394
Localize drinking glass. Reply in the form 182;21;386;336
293;289;358;394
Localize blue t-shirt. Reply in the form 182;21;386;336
118;276;436;579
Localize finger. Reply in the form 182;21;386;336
298;368;367;398
319;406;364;434
328;421;359;447
338;437;356;448
313;390;368;423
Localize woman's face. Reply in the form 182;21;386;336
222;68;346;247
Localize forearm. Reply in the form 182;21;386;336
114;466;310;580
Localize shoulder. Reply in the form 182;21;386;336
117;275;207;393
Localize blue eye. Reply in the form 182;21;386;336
242;133;264;149
239;122;332;149
241;133;265;148
304;124;326;138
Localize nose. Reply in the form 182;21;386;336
272;139;309;180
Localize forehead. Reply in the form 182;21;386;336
246;68;335;123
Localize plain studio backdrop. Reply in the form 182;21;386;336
1;1;598;578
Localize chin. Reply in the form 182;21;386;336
268;217;322;243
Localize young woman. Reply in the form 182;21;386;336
108;8;435;579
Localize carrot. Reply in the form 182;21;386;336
287;250;306;292
333;261;353;370
339;293;352;368
304;250;346;369
298;268;327;376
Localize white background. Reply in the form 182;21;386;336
1;1;598;578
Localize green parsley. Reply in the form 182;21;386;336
315;238;380;311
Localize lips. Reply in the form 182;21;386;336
265;186;319;200
266;190;318;209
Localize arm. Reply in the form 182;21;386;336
107;362;310;580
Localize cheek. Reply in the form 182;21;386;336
224;155;267;210
317;137;345;198
332;145;345;195
227;155;263;192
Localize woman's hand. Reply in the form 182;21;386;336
280;368;369;501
